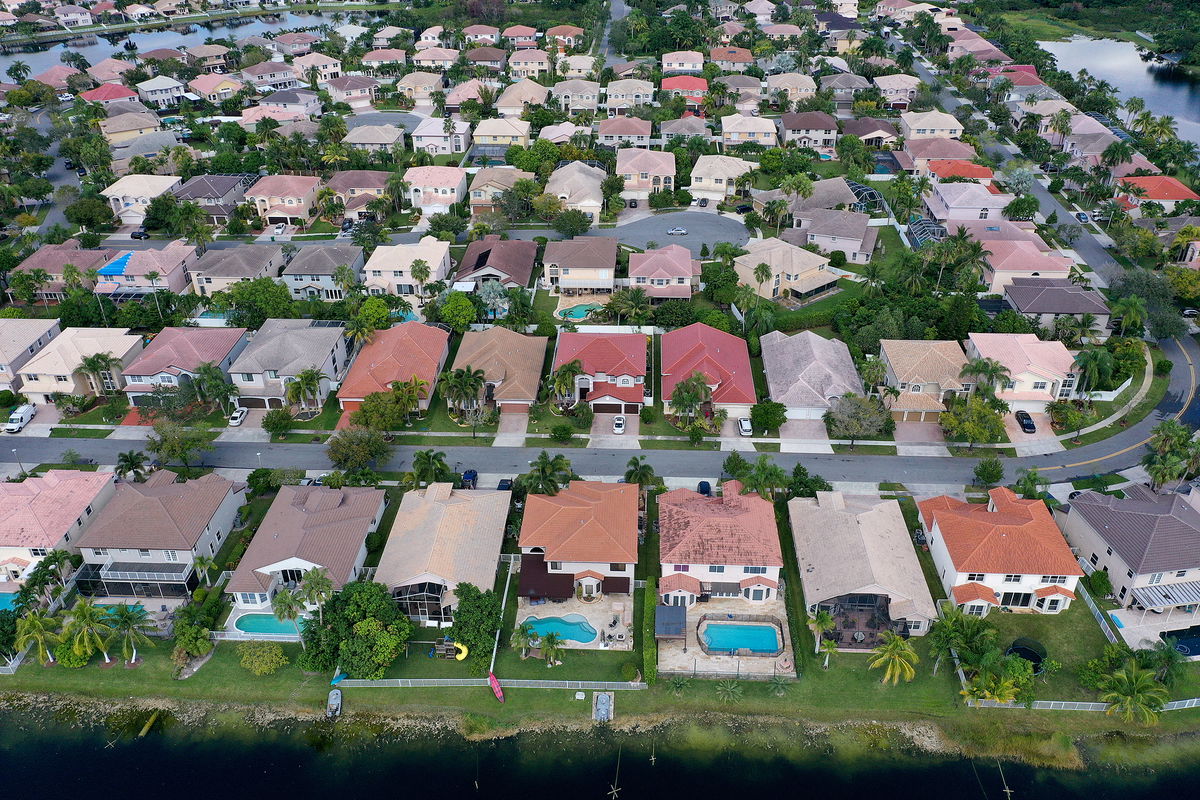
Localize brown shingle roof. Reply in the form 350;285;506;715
451;327;547;404
455;235;537;287
76;472;241;551
122;326;247;378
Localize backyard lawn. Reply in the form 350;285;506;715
983;603;1112;702
299;392;343;430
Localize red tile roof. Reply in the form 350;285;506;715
1034;585;1076;599
123;326;247;379
952;582;999;605
659;480;781;566
337;322;449;401
660;572;703;594
519;481;638;563
661;322;755;406
929;159;993;180
661;75;708;93
554;331;647;378
585;383;646;404
1120;175;1200;202
80;83;137;102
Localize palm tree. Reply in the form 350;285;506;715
116;449;148;481
272;588;305;646
105;603;156;665
859;261;885;298
16;609;61;665
806;609;835;655
714;679;743;704
78;351;121;396
1048;108;1073;148
286;367;323;413
753;261;772;299
6;60;30;83
510;622;535;658
1072;348;1114;395
959;357;1010;399
520;450;573;496
551;360;584;409
607;288;653;326
410;259;431;301
144;270;163;320
541;631;565;665
65;598;114;663
1015;467;1048;500
820;637;838;670
1171;225;1200;263
344;316;375;356
1143;451;1186;493
1110;295;1147;336
1100;663;1168;725
1150;419;1190;458
623;455;655;488
192;554;217;588
768;674;790;697
868;631;920;684
298;567;334;624
412;448;449;485
332;263;359;299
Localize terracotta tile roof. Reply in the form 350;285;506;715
554;331;646;378
451;327;547;404
661;322;755;406
122;326;247;378
80;83;137;102
337;321;449;401
0;471;114;550
659;481;781;566
227;485;385;593
404;165;468;189
880;339;967;389
1035;585;1075;599
519;481;639;563
76;472;243;551
740;575;778;589
586;383;646;404
952;582;999;605
661;75;708;92
247;174;320;199
967;332;1073;381
919;488;1082;576
929;159;993;180
598;116;651;136
1120;175;1200;202
660;572;703;593
710;46;753;62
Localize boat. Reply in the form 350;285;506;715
487;672;505;703
330;672;347;686
326;689;342;718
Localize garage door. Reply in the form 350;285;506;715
623;403;641;413
593;403;622;413
501;403;530;414
239;397;269;409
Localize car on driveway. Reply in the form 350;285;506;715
627;199;637;208
76;167;87;178
738;417;753;436
735;204;752;214
666;227;688;236
1075;212;1090;224
497;478;513;491
130;229;150;240
340;219;354;232
462;469;478;489
1015;410;1037;434
612;415;626;434
228;407;248;427
698;197;708;207
274;223;287;235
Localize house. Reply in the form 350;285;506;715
473;117;530;156
920;488;1082;616
502;24;538;48
100;174;181;226
560;54;597;79
121;326;249;406
362;236;453;297
188;73;245;103
31;65;81;91
1057;486;1200;622
689;154;753;202
873;73;921;110
0;319;60;394
780;111;838;148
327;75;378;109
603;78;654;115
259;88;321;117
361;49;408;75
190;244;284;297
545;23;585;48
661;50;704;73
542;236;618;293
404;166;468;215
929;159;993;184
766;72;816;104
900;109;963;140
153;0;185;17
417;25;443;46
721;113;778;149
496;78;548;117
750;176;862;217
10;240;113;302
229;319;348;409
54;5;94;27
790;492;938;643
1004;278;1110;335
715;74;761;112
396;70;445;104
517;481;638;601
333;23;369;43
0;471;115;583
86;57;136;85
273;31;320;56
343;123;406;153
545;161;606;223
464;46;506;72
841;116;899;148
91;241;195;297
455;235;537;291
227;485;386;613
246;174;321;226
185;43;229;73
450;327;547;414
661;322;754;416
1136;215;1200;268
734;238;836;302
170;174;250;225
658;481;782;607
281;245;366;301
878;339;970;422
372;24;408;48
552;331;648;412
376;483;510;624
99;111;161;145
551;79;601;115
820;72;870;111
75;472;246;603
462;23;500;44
743;0;776;23
336;322;449;415
782;209;877;264
1119;175;1200;215
326;170;390;222
468;167;535;216
444;78;488;113
597;117;652;149
762;23;803;39
241;61;299;92
135;75;185;109
760;330;862;420
981;239;1074;293
540;121;593;145
616;148;675;201
925;181;1011;223
965;332;1076;412
293;52;342;86
509;49;551;79
628;245;699;300
716;20;744;41
709;46;755;73
411;47;460;71
79;83;138;107
661;75;708;110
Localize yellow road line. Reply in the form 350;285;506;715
1042;338;1195;471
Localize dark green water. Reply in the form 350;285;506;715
0;714;1191;800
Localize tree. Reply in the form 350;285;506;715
511;621;535;659
1015;467;1048;500
192;554;216;589
824;394;888;446
519;450;573;495
145;420;214;473
541;631;566;666
326;427;391;472
552;209;591;238
106;603;156;665
446;582;503;674
64;598;113;664
1110;294;1147;336
742;454;788;500
623;455;656;488
412;448;450;485
788;463;832;498
298;567;334;625
227;277;295;330
749;401;786;434
973;453;1004;489
15;609;60;665
285;367;323;413
438;291;477;333
869;631;920;685
806;609;835;655
410;259;431;300
714;679;743;705
78;351;121;396
940;395;1005;448
1100;662;1169;726
262;408;295;438
238;640;290;675
607;287;653;326
115;449;148;481
272;587;305;644
959;357;1011;400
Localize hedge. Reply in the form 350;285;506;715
642;577;657;685
776;308;835;332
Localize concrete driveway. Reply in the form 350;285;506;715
894;421;950;457
493;412;528;447
1005;412;1064;455
719;417;754;451
779;419;833;454
590;413;640;449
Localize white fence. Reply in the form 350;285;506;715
337;678;647;690
210;630;301;643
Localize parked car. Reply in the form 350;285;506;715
4;404;36;433
57;93;73;103
697;480;712;496
628;199;637;209
274;223;287;235
63;158;74;169
1075;212;1090;224
313;473;329;486
1184;309;1199;318
76;167;87;178
1015;410;1037;434
738;417;753;436
612;415;626;434
462;469;478;489
340;219;354;232
698;197;709;207
497;478;513;491
228;407;249;427
735;204;752;214
130;229;150;240
666;227;688;236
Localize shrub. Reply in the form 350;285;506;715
0;390;14;407
175;622;214;657
700;309;734;333
534;320;557;338
1155;358;1173;376
1048;177;1064;193
642;575;657;685
688;426;703;446
640;406;659;424
262;408;295;438
238;641;290;676
193;587;207;603
828;250;847;268
365;529;385;552
53;641;90;668
621;661;639;681
1085;569;1113;598
550;423;575;442
1077;642;1131;690
571;404;594;430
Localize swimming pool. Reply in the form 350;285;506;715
559;303;603;320
235;613;303;636
522;614;598;644
0;592;16;612
701;622;781;654
819;153;833;160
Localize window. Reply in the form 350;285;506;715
910;384;922;393
1032;381;1048;390
1106;547;1112;556
93;548;107;557
240;373;254;382
906;620;922;631
1127;569;1134;578
1177;570;1188;578
609;563;626;572
1041;575;1067;584
709;565;725;573
1119;587;1127;599
964;605;984;616
1089;553;1099;566
30;548;47;557
1149;573;1164;584
1003;574;1020;583
55;375;70;383
967;573;984;582
549;561;562;571
1003;381;1016;390
744;566;767;574
138;549;150;558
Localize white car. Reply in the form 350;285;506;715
612;415;626;435
274;223;287;235
57;93;73;103
1185;309;1199;318
738;418;753;436
228;407;249;427
666;227;688;236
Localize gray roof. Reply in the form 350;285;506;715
785;208;872;242
841;116;897;139
1135;215;1200;247
760;329;861;410
1004;278;1109;315
230;319;346;375
660;116;709;136
111;130;181;159
820;73;869;90
193;244;283;278
104;99;153;117
753;177;858;214
171;174;246;202
283;245;363;276
261;88;318;105
1068;485;1200;573
781;111;837;131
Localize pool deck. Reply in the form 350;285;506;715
555;292;611;319
657;596;797;679
225;606;309;638
1110;606;1200;660
517;594;634;651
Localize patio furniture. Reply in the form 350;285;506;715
853;631;866;643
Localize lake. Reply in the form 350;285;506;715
1039;37;1200;146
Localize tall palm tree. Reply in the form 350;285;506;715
410;259;431;301
78;351;121;396
623;455;656;488
1100;662;1168;726
541;631;565;665
116;449;148;481
1171;225;1200;263
1149;419;1190;458
332;264;359;299
520;450;573;496
286;367;323;413
714;679;744;704
868;631;920;684
145;270;163;320
344;317;375;356
510;621;535;658
1048;108;1073;148
753;261;772;298
1110;295;1147;336
820;637;838;670
411;448;449;485
1015;467;1048;500
607;288;653;326
192;554;216;588
1072;348;1114;394
105;603;156;665
959;357;1010;399
551;360;584;409
806;609;835;655
65;598;114;664
859;261;885;298
298;567;334;624
1142;451;1186;493
272;588;305;647
15;609;61;665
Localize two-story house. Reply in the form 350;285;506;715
185;43;229;73
293;52;341;86
508;49;551;79
597;116;651;148
924;181;1012;223
496;78;548;117
661;75;707;111
122;326;249;406
9;240;113;303
542;236;617;293
721;113;778;150
361;48;408;75
546;23;585;48
327;75;378;110
553;331;648;413
689;154;753;202
965;332;1077;413
98;111;162;146
273;31;320;56
53;5;93;27
19;327;144;404
661;50;704;73
1004;278;1111;335
450;327;547;414
229;318;348;409
259;88;321;117
661;322;754;416
362;236;453;297
545;161;605;223
372;24;408;48
468;167;535;216
502;24;538;48
766;72;816;104
550;79;600;115
171;174;252;226
874;73;921;110
135;75;185;109
616;148;675;202
190;244;284;297
0;470;116;583
325;169;389;222
187;73;246;104
281;245;365;300
820;72;870;112
101;174;181;226
245;174;321;226
603;78;654;116
343;123;406;153
404;165;468;215
91;241;196;297
337;322;449;415
241;61;300;92
79;83;139;107
628;245;699;300
760;330;862;420
0;318;61;394
473;117;530;156
411;47;459;71
900;109;964;140
878;338;970;422
709;46;754;72
780;111;838;148
783;208;877;264
454;235;537;291
734;238;835;302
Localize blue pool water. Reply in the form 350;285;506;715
522;614;598;644
235;613;303;635
819;153;833;160
560;303;603;320
0;592;16;612
99;603;144;614
702;622;780;654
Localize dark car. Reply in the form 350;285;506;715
697;480;712;496
735;204;752;214
63;158;75;169
340;219;354;232
461;469;478;489
497;478;513;491
1015;410;1037;434
75;167;87;178
628;199;638;209
698;197;709;207
130;229;150;240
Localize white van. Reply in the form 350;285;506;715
4;404;36;433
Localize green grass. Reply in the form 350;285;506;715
406;393;499;435
163;465;215;478
872;224;905;264
999;9;1144;43
271;432;330;444
30;463;100;473
949;446;1018;457
1064;372;1170;449
1071;474;1125;491
62;403;110;425
391;434;496;447
880;482;907;492
299;392;343;430
749;355;769;400
532;288;560;322
831;444;897;455
784;277;864;316
306;220;339;234
754;442;780;452
984;603;1112;701
638;438;720;450
49;427;112;438
363;486;405;568
892;497;948;602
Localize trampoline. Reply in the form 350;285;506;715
1006;637;1047;675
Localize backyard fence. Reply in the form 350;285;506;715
337;678;647;690
210;630;301;643
659;667;793;682
0;572;81;675
1075;578;1119;645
